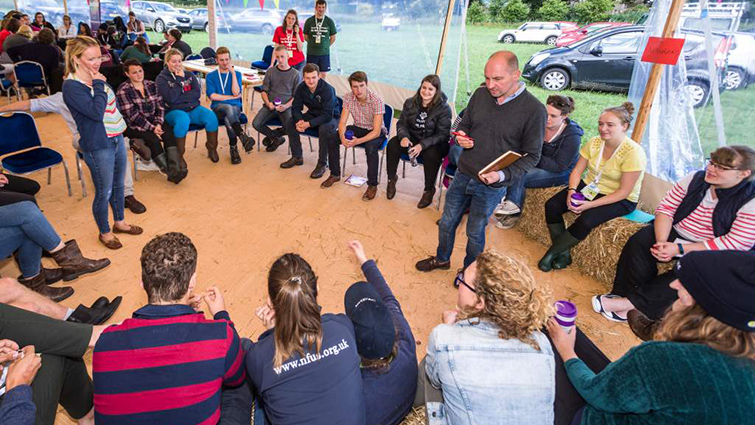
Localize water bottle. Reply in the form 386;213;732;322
345;130;354;140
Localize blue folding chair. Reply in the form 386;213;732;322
251;45;274;70
12;61;50;100
0;75;14;102
341;104;393;184
0;112;72;196
300;96;343;154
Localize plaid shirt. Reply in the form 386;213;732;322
116;80;165;132
343;89;386;133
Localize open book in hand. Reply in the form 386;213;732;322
477;151;527;178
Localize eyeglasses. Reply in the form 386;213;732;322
454;272;476;293
705;159;740;172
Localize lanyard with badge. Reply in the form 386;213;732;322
314;17;324;44
581;141;613;201
285;29;295;54
218;70;230;95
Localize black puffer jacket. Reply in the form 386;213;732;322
396;92;452;150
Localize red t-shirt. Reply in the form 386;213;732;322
0;29;11;53
272;26;305;66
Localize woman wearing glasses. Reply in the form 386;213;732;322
593;145;755;338
416;251;555;424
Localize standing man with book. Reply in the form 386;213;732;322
303;0;337;79
415;51;546;275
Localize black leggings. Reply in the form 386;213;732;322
385;136;449;191
545;182;637;240
0;173;41;207
612;225;680;320
123;125;177;158
543;327;611;425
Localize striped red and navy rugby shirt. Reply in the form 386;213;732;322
93;304;246;425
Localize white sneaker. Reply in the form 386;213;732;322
495;215;520;229
493;200;521;218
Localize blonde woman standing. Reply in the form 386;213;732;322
62;36;143;250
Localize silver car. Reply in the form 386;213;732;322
187;8;231;32
131;1;193;33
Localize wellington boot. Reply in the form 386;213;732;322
538;231;581;272
174;137;188;170
545;223;572;269
165;147;188;184
205;131;220;163
152;153;168;174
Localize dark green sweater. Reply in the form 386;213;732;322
565;341;755;425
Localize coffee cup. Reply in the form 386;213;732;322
570;192;586;208
345;130;354;140
555;300;577;333
273;97;282;106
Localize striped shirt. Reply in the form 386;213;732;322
656;172;755;250
69;74;126;137
343;89;386;133
93;304;246;425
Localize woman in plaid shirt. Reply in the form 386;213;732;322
116;59;187;184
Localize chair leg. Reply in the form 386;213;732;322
307;137;313;153
341;146;348;177
47;167;52;185
436;168;444;210
75;154;87;197
257;130;261;152
378;150;384;184
132;150;138;181
251;90;256;110
402;160;406;178
352;147;356;165
61;161;72;197
194;132;199;149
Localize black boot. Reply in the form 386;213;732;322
232;122;255;152
538;230;581;272
152;153;168;174
67;296;123;325
230;145;241;164
165;147;188;184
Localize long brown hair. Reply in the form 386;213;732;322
282;9;299;31
460;251;553;350
412;74;442;110
134;36;150;56
655;304;755;361
268;253;323;368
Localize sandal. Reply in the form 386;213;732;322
99;234;123;250
591;294;627;323
113;224;144;235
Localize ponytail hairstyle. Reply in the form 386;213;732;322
602;102;635;132
267;253;323;368
134;36;150;56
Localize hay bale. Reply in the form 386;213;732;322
400;407;427;425
515;187;673;291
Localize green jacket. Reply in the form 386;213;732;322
566;341;755;425
120;45;153;64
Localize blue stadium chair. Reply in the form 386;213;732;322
12;61;49;100
251;45;273;71
0;112;71;196
341;104;393;184
0;75;14;102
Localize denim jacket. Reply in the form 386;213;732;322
425;318;555;425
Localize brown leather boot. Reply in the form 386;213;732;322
174;136;188;171
19;273;74;302
386;176;398;200
51;240;111;282
627;309;658;342
205;131;220;163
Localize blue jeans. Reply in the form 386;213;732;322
212;103;243;145
437;172;507;268
82;135;127;234
506;167;572;209
252;105;292;139
165;106;220;137
448;144;463;168
0;201;61;277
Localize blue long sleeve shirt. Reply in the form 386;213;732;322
0;385;35;425
359;260;418;425
205;69;243;108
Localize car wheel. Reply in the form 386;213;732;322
154;19;165;33
204;22;209;32
545;36;557;45
501;34;515;43
723;67;745;90
540;68;570;91
685;79;710;108
261;24;274;36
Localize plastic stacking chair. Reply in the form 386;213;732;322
251;45;274;71
341;104;393;184
12;61;50;100
0;112;72;196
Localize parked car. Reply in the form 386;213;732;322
187;7;231;32
16;0;64;26
522;25;725;107
381;14;400;31
131;1;193;33
719;32;755;90
555;22;631;47
498;22;576;45
100;1;128;24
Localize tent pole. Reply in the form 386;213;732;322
435;0;458;76
207;0;218;50
631;0;686;142
13;0;18;11
63;0;68;15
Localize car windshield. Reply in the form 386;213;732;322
153;3;176;12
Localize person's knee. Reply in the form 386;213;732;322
0;277;24;304
169;113;191;136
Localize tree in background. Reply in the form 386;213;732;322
572;0;614;23
467;1;489;23
500;0;531;22
538;0;570;21
488;0;507;21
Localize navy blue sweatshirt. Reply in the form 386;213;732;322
155;67;201;112
359;260;418;425
537;118;583;173
0;385;35;425
291;79;337;128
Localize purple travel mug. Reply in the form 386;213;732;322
570;192;586;208
555;301;577;333
345;130;354;140
273;97;282;106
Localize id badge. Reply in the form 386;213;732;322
580;181;600;201
315;35;321;43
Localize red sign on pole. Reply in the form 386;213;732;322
641;36;686;65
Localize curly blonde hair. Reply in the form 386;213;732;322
655;304;755;361
460;251;553;350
